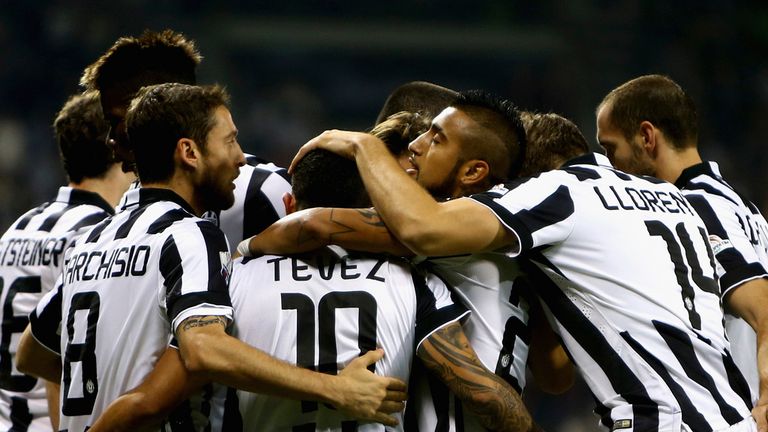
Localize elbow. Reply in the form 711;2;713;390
179;335;214;375
396;227;445;257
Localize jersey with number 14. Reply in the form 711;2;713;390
0;187;113;432
29;188;233;432
471;153;752;431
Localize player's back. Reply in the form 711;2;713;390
407;253;529;432
0;186;112;431
473;153;753;430
226;246;466;431
49;188;228;432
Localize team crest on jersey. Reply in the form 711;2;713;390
708;234;733;255
202;210;220;226
220;251;232;281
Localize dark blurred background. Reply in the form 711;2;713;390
1;2;767;429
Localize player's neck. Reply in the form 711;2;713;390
70;163;136;208
656;145;702;184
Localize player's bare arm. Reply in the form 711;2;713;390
89;347;205;432
418;322;541;432
16;326;61;383
292;130;516;256
244;206;410;257
45;381;60;430
175;315;407;426
527;298;574;395
724;278;768;430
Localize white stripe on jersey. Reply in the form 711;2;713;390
0;186;113;432
676;160;768;403
204;155;291;251
407;253;531;432
471;153;752;431
222;246;468;432
29;187;233;432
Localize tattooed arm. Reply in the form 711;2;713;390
418;322;541;432
244;207;412;257
175;315;407;426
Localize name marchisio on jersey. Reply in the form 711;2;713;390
62;244;151;283
0;236;67;267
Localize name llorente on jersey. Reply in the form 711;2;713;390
593;185;694;215
62;244;151;283
0;237;67;267
266;255;387;282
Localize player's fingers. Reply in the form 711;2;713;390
289;141;314;174
385;377;407;393
384;388;407;403
353;348;384;367
370;412;399;427
378;400;405;414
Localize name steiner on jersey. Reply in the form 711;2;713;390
63;245;150;284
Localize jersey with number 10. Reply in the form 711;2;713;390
0;187;113;432
222;246;468;431
471;153;752;431
29;188;233;432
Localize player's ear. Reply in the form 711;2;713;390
638;121;657;156
283;192;296;215
177;138;200;170
459;159;490;188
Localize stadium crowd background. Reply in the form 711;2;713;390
0;1;767;430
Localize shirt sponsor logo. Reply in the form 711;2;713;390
708;235;733;255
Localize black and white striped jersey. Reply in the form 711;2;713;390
203;155;291;251
471;153;752;431
218;246;468;432
675;161;768;402
0;186;113;432
29;187;233;432
405;253;531;432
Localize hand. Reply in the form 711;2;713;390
754;400;768;432
333;348;407;426
289;130;377;173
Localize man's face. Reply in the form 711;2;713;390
100;84;136;168
197;106;246;212
596;103;656;176
407;107;472;200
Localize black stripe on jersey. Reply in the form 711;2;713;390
411;268;468;347
114;206;149;239
721;263;768;295
168;291;233;326
199;221;229;294
723;349;754;410
561;166;601;181
640;175;666;184
14;202;52;230
685;195;729;238
522;255;660;430
685;182;740;206
160;236;184;300
84;219;111;244
37;204;77;232
611;169;632;181
28;287;63;354
454;394;465;432
67;211;109;233
166;400;195;432
147;209;193;235
620;331;711;431
221;387;243;431
495;185;574;252
10;396;32;431
243;168;282;239
654;320;744;425
341;421;358;431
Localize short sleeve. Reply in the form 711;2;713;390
28;278;63;355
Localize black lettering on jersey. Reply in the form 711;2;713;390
72;252;88;282
0;237;65;268
111;247;129;278
292;257;312;281
65;245;152;282
96;249;117;280
641;190;664;212
595;186;694;216
268;256;289;281
317;254;337;281
626;188;650;210
594;186;619;210
366;259;386;282
341;259;360;280
81;251;101;281
654;191;679;213
609;186;634;210
131;245;150;276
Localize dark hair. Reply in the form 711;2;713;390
450;90;527;184
53;92;114;183
369;111;430;157
519;112;590;177
80;29;201;93
291;149;370;210
375;81;458;126
125;83;229;183
598;74;698;150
